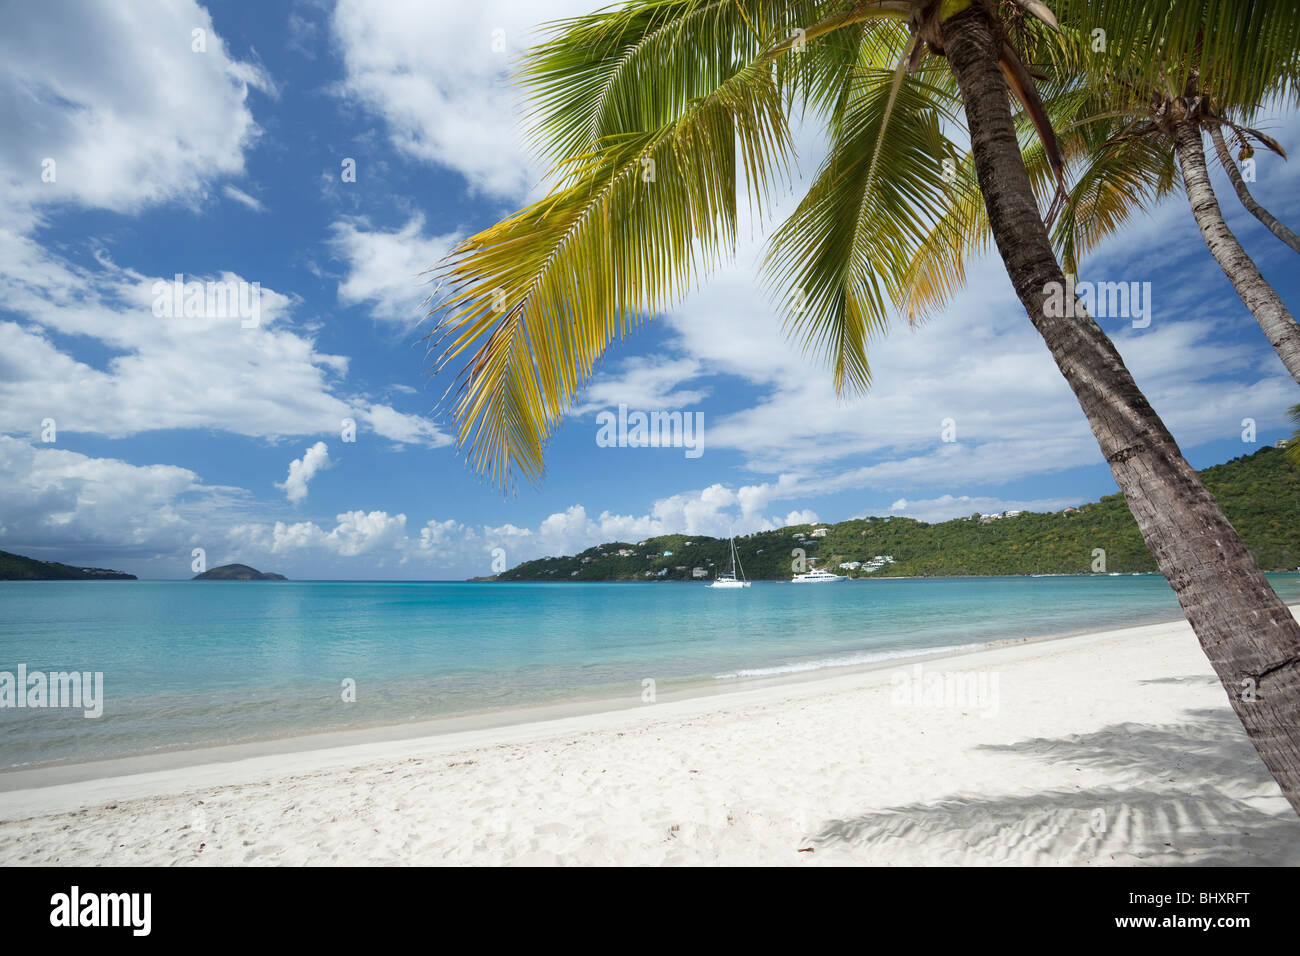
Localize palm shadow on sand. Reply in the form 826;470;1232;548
811;699;1300;865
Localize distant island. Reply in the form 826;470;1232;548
193;564;287;581
490;447;1300;582
0;548;137;581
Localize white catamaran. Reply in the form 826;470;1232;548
708;536;751;589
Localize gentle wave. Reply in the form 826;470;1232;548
714;642;988;679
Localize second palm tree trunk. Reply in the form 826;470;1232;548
1173;119;1300;384
1208;124;1300;257
941;5;1300;814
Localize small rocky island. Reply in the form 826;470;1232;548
192;564;287;581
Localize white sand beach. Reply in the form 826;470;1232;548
2;612;1299;866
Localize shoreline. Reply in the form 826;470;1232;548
2;613;1300;868
8;579;1265;779
4;608;1299;865
0;612;1177;790
1;620;1143;805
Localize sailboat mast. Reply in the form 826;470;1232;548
732;536;746;582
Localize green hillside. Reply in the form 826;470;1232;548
492;446;1300;582
0;549;137;581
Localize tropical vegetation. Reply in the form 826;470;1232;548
493;446;1300;580
0;549;136;581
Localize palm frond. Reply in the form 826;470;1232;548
431;1;924;488
897;147;990;324
899;90;1073;322
1053;0;1300;114
432;0;928;488
521;1;909;179
431;71;789;487
1052;132;1179;274
519;1;814;174
764;61;957;391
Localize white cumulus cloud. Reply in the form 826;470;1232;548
330;0;593;198
278;442;331;504
329;215;461;326
0;1;271;222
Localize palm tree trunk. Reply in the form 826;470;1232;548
940;6;1300;814
1209;124;1300;256
1173;120;1300;384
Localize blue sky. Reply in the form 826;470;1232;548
2;0;1298;580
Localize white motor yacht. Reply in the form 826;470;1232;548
791;567;844;583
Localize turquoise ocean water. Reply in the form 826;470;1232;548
2;574;1298;769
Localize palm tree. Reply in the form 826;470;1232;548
1208;124;1300;256
1169;98;1300;382
906;2;1300;383
427;0;1300;812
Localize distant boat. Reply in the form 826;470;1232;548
708;536;751;589
792;567;844;584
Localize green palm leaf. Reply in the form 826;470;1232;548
430;0;916;488
1054;0;1300;113
764;61;958;390
1053;128;1178;274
